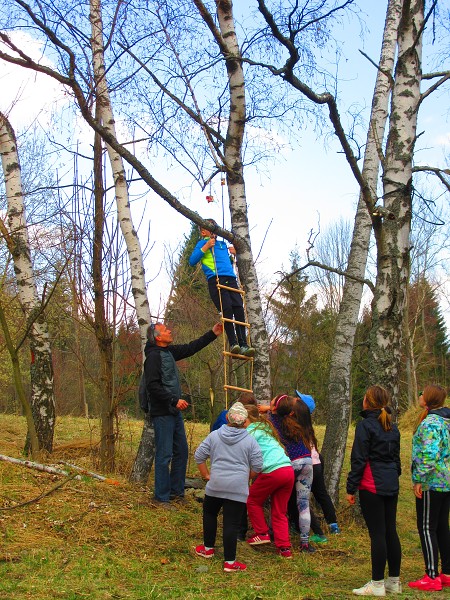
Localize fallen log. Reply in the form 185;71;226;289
0;454;119;485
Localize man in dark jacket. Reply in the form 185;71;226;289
144;321;223;504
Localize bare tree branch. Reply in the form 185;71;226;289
413;165;450;193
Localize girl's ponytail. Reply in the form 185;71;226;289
364;386;392;432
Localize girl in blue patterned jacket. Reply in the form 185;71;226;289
408;385;450;592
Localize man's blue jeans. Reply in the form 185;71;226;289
152;412;188;502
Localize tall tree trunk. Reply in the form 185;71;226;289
321;0;403;502
0;300;40;458
89;0;151;349
92;117;115;471
0;112;55;453
89;0;153;478
199;0;271;401
369;0;424;406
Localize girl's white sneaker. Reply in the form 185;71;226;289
352;581;386;596
384;578;402;594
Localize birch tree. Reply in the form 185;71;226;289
191;0;271;400
321;0;402;501
254;0;449;497
0;111;55;453
368;0;425;399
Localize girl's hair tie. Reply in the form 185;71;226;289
275;394;288;410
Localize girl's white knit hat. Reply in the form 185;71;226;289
227;402;248;425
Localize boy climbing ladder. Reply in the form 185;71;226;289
189;219;254;358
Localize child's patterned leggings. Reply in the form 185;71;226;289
291;457;313;544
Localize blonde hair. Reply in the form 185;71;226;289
364;385;393;432
416;384;448;429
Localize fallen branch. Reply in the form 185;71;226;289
0;454;82;479
0;473;78;511
58;461;120;485
0;454;120;485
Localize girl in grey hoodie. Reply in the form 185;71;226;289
194;402;263;572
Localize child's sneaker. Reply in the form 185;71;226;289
440;573;450;587
230;344;241;355
223;561;247;572
246;533;270;545
384;578;402;593
408;574;442;591
329;522;340;534
352;581;386;596
278;547;292;558
310;534;328;544
300;543;316;553
195;544;215;559
240;345;255;357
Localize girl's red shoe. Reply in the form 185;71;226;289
408;574;442;591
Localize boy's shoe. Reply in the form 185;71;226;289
247;533;271;545
329;523;340;534
223;561;247;572
278;547;292;558
230;344;241;355
300;543;316;553
352;581;386;596
195;544;215;559
408;574;442;591
240;345;255;357
384;578;402;593
310;534;328;544
440;573;450;587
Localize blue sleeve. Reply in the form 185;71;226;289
211;410;228;431
189;241;204;266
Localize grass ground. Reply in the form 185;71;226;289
0;412;448;600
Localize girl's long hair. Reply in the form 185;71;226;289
276;395;317;451
416;384;447;429
245;404;283;446
364;385;392;432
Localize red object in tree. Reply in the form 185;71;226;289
206;195;214;203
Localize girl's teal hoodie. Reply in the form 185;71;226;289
247;422;291;474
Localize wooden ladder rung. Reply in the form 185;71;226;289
223;351;254;360
216;283;245;295
221;317;250;327
224;384;253;393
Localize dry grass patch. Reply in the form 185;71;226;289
0;413;447;599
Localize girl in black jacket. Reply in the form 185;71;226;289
346;385;402;596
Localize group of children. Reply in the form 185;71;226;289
188;222;449;589
193;385;450;597
194;392;339;573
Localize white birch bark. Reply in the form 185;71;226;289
214;0;271;401
321;0;403;502
370;0;424;405
89;0;151;350
0;112;55;452
89;0;154;481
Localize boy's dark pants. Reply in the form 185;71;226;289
208;277;246;347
